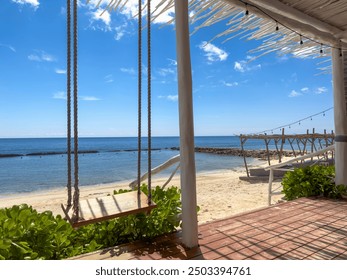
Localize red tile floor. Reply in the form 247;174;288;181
73;197;347;260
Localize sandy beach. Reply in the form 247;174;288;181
0;165;283;224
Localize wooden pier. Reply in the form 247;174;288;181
240;128;335;178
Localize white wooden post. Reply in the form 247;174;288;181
332;48;347;185
268;168;274;206
174;0;199;248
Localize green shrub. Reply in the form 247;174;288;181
0;204;76;260
282;165;346;200
0;185;185;260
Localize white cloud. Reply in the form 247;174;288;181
110;0;174;24
234;60;261;73
301;87;309;93
85;0;174;42
114;0;137;18
90;8;111;30
234;62;244;72
167;95;178;101
199;41;228;62
86;0;110;8
55;69;66;74
40;52;55;61
84;1;114;34
120;67;135;75
60;7;66;15
114;22;129;41
158;95;178;102
12;0;39;9
158;68;175;77
28;54;40;61
290;72;298;83
53;92;100;101
288;90;302;98
277;55;289;62
315;87;328;94
104;74;113;83
167;58;177;66
114;27;125;40
223;81;238;87
53;91;67;100
28;50;56;62
80;96;101;101
151;6;174;24
0;44;16;52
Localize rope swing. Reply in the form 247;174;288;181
72;0;80;222
63;0;80;224
146;0;152;205
62;0;156;227
66;0;72;211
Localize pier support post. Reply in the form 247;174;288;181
174;0;198;248
332;48;347;185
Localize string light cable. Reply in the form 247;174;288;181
238;0;347;54
254;107;333;135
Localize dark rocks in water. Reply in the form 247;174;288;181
0;154;24;158
78;150;98;154
189;147;293;160
27;151;66;156
26;150;99;156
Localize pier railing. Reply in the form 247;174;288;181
240;128;334;177
265;145;335;205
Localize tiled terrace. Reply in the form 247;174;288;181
73;197;347;260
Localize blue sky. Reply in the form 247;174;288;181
0;0;334;138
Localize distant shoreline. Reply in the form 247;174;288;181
0;146;293;159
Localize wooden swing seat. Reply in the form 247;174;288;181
61;191;156;228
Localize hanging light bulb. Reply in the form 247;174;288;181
323;112;326;116
310;117;312;121
289;125;291;129
340;48;343;57
299;121;301;125
245;3;249;16
320;44;324;55
275;21;279;31
300;35;303;45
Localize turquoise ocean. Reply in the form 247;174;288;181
0;136;268;196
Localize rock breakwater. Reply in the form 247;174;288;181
191;147;294;160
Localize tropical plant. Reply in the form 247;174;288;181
0;185;186;260
282;165;347;200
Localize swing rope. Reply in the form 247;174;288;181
147;0;152;205
66;0;72;209
137;0;142;195
72;0;79;221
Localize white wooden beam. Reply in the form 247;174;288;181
129;155;180;189
264;145;335;170
223;0;347;46
337;30;347;41
174;0;199;248
245;0;343;35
